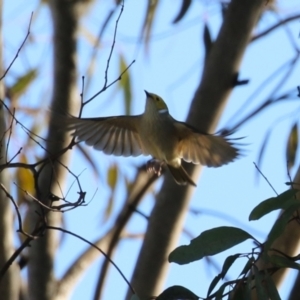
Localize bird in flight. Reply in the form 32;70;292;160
63;91;239;186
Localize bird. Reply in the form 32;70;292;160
62;91;239;186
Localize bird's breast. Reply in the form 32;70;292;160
139;114;178;161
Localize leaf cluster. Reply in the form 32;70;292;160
138;189;300;300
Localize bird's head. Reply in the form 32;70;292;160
144;90;169;114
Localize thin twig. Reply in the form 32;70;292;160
84;60;135;106
0;12;33;80
83;1;136;106
0;183;39;239
251;14;300;42
94;166;157;299
103;0;124;89
6;108;15;162
253;162;278;195
46;225;136;295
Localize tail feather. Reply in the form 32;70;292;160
167;165;196;186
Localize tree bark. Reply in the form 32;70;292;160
127;0;265;299
0;1;20;298
27;1;80;299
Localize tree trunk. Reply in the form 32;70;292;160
127;0;265;299
0;1;20;298
27;1;80;299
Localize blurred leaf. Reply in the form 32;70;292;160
9;69;37;100
16;154;35;205
77;143;100;179
172;0;192;23
265;202;300;251
156;285;199;300
286;122;298;170
102;164;118;223
203;23;212;59
249;189;298;221
107;164;118;189
118;55;132;115
268;255;300;271
169;226;254;265
140;0;159;47
103;194;114;223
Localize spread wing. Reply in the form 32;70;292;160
174;122;239;167
64;115;148;157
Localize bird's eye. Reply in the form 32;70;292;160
155;97;159;102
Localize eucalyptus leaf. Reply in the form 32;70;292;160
169;226;254;265
249;189;298;221
156;285;198;300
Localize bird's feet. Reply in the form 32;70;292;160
146;159;165;176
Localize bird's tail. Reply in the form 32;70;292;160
167;165;196;186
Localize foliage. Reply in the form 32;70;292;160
166;188;300;299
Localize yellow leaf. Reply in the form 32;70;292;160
118;55;132;115
140;0;159;47
286;122;298;170
107;164;118;189
16;154;35;205
9;69;37;100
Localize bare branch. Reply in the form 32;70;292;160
83;1;136;107
253;162;278;195
47;225;136;295
251;14;300;42
0;12;33;80
56;167;157;299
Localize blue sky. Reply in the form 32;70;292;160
3;1;300;299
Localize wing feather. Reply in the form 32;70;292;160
64;115;148;157
175;122;239;167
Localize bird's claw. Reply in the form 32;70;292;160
146;159;165;176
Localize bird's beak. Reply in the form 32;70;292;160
144;90;150;97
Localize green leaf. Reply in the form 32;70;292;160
239;257;254;277
249;189;298;221
169;226;254;265
286;122;298;170
172;0;192;23
265;202;300;251
268;255;300;271
118;55;132;115
252;267;281;299
9;69;37;99
231;279;251;300
221;254;241;278
264;273;281;300
214;282;228;300
253;266;269;300
207;254;241;297
156;285;199;300
207;274;222;297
